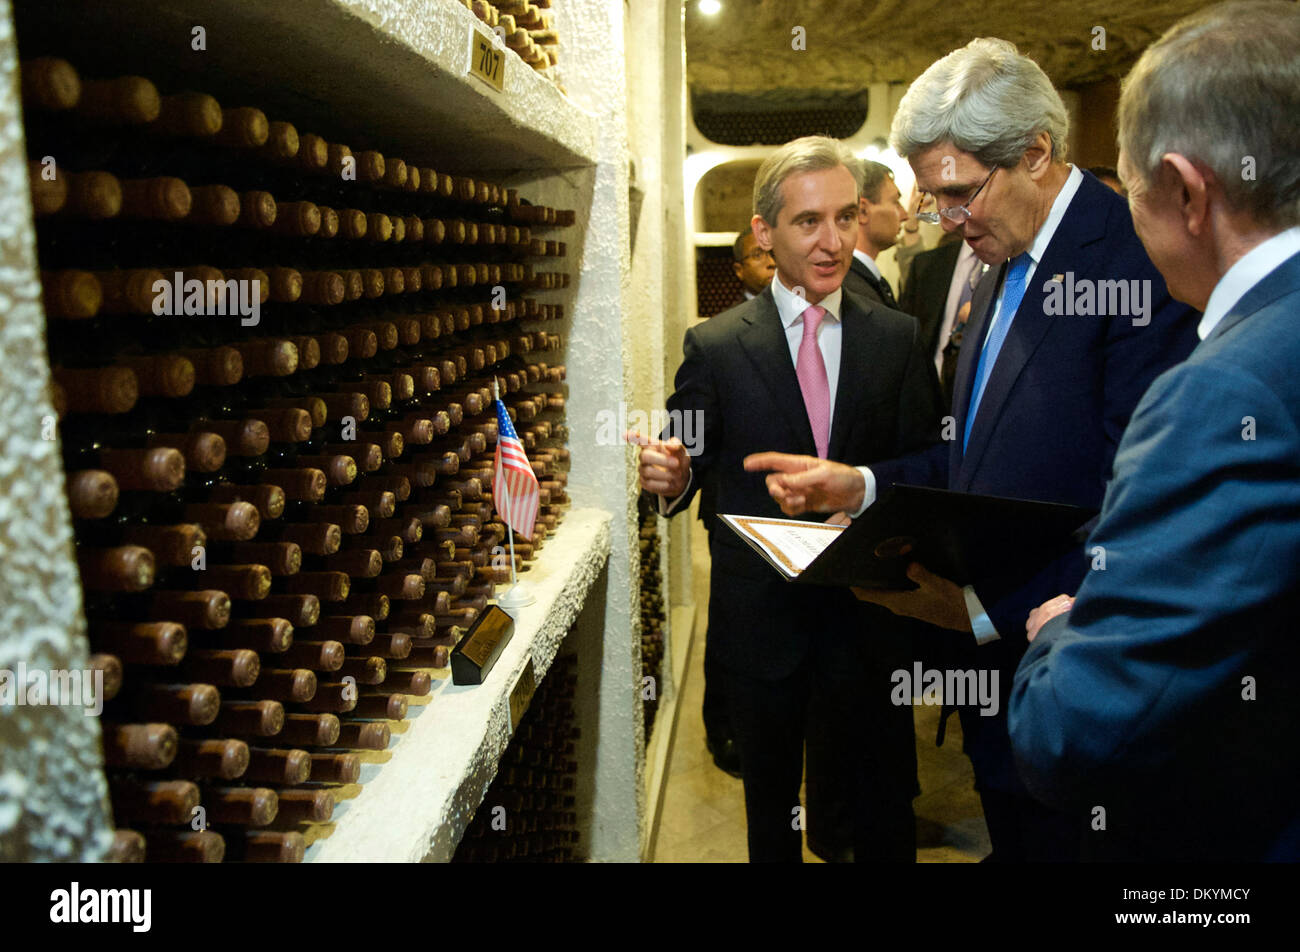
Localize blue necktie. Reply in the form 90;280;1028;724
963;252;1032;452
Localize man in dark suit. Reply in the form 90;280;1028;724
1011;0;1300;862
628;135;943;862
745;37;1200;861
841;160;907;309
897;235;985;407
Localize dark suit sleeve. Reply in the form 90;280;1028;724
1008;361;1300;809
648;324;723;519
869;443;949;491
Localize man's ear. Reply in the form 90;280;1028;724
858;196;871;224
750;213;772;250
732;261;744;281
1024;131;1054;180
1160;152;1210;238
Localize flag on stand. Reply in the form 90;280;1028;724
493;395;539;541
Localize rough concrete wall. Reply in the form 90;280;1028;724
0;0;114;862
623;0;676;711
685;0;1209;90
661;2;694;620
699;159;763;234
552;0;643;862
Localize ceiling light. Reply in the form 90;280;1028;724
698;0;722;15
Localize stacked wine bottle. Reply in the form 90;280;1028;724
638;508;664;742
23;55;574;863
463;0;560;74
453;650;579;862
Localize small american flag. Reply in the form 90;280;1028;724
493;394;539;540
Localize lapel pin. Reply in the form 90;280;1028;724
1051;273;1064;283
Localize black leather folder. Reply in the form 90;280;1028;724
725;485;1096;590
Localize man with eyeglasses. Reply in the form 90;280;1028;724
731;227;776;305
745;37;1200;861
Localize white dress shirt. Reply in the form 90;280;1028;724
660;272;846;515
1198;226;1300;340
854;165;1085;643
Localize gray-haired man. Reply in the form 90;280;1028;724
1012;0;1300;861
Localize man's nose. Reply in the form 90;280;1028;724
820;220;843;250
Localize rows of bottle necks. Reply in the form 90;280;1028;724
638;515;664;740
20;55;576;320
66;353;571;862
15;51;589;863
455;654;580;863
49;318;572;863
462;0;562;73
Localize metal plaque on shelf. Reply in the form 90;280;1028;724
508;657;536;730
451;604;515;685
468;28;506;92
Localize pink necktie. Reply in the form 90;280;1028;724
795;304;830;458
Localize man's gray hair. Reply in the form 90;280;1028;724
753;136;861;224
858;160;895;204
1118;0;1300;228
890;38;1069;168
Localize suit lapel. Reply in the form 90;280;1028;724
849;256;873;288
850;257;885;302
1206;249;1300;343
827;295;889;461
950;261;1003;484
737;290;817;455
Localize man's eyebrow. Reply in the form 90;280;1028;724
922;182;978;197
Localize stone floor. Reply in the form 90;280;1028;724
650;518;991;863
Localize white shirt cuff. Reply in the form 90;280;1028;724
849;466;877;518
963;585;1001;645
658;468;693;516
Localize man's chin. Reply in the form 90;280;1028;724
799;271;843;299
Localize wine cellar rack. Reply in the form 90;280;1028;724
453;644;579;862
24;45;578;862
0;0;684;864
639;507;664;742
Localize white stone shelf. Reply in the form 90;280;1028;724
20;0;598;171
305;507;611;863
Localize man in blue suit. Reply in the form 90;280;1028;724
745;37;1200;860
1010;0;1300;861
